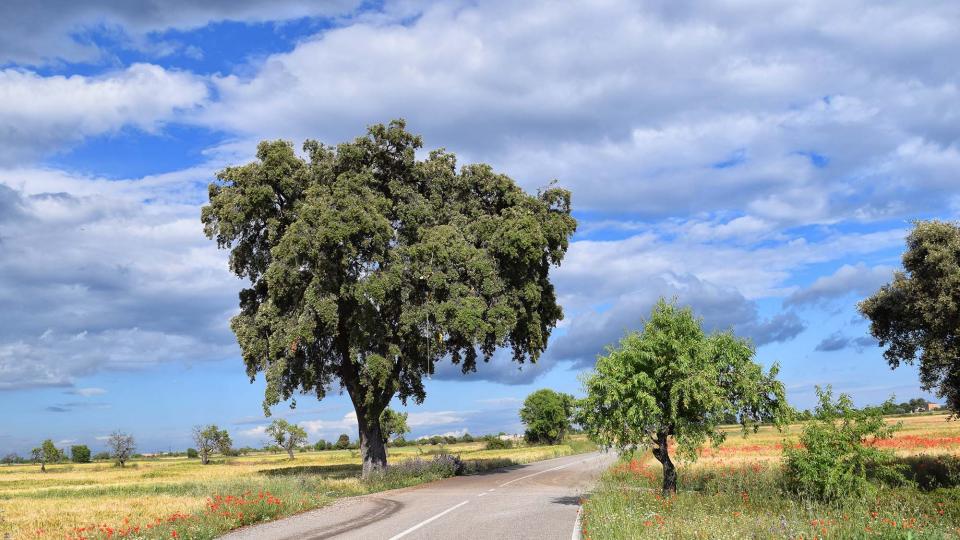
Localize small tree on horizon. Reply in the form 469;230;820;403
31;439;62;472
70;445;91;464
519;389;575;444
578;299;789;495
379;408;410;446
265;419;307;459
107;431;135;468
192;425;233;465
859;220;960;413
335;434;351;450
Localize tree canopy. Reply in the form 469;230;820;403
577;299;788;494
107;431;135;468
379;408;410;444
265;419;307;459
859;220;960;412
202;119;576;475
519;389;574;444
192;425;232;465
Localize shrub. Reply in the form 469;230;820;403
484;438;513;450
783;386;908;501
368;454;465;486
92;451;111;461
70;445;91;463
186;448;199;459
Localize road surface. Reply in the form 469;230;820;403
220;451;615;540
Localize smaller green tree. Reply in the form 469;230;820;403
379;408;411;446
265;419;307;459
186;448;199;459
70;445;91;464
31;439;62;472
313;439;329;451
192;425;233;465
578;299;788;495
784;386;907;501
335;434;351;450
107;431;135;467
519;389;574;444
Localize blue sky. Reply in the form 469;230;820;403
1;0;958;455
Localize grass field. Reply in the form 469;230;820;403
582;413;960;539
0;439;592;539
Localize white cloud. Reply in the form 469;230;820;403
65;387;107;397
786;263;897;307
0;64;208;164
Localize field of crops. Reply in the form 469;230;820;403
582;413;960;539
0;440;586;539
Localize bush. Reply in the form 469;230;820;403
92;451;111;461
70;445;91;463
783;386;908;501
186;448;199;459
484;438;513;450
368;454;465;486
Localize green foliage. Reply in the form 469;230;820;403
783;386;908;501
577;299;788;494
335;434;351;450
519;389;574;444
379;408;410;444
70;445;91;464
265;419;308;459
859;220;960;412
192;425;233;465
186;448;199;459
484;437;513;450
31;439;63;471
201;119;576;472
313;439;329;451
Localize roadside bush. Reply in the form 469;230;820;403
484;438;513;450
783;386;908;501
366;454;465;487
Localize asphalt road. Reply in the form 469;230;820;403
220;451;615;540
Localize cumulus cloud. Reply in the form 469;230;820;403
787;263;896;307
194;0;960;223
0;0;361;65
0;64;208;164
0;169;240;390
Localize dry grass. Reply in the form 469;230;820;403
0;439;590;539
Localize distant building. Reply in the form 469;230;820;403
927;403;942;411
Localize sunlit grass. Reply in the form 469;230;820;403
0;439;593;539
582;413;960;539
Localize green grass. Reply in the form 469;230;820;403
582;454;960;539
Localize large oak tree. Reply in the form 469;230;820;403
859;220;960;412
202;120;576;475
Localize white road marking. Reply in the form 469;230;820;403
478;492;487;497
499;461;573;487
571;506;583;540
387;500;469;540
487;488;495;492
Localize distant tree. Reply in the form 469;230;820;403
2;453;23;465
379;408;410;446
70;445;91;464
578;299;789;495
31;439;62;472
335;434;351;450
859;220;960;413
461;433;474;443
313;439;329;451
202;120;576;477
107;431;136;467
186;448;199;459
265;419;307;459
192;425;233;465
520;389;575;444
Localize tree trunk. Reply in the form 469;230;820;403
651;431;677;496
286;445;295;460
40;462;46;473
358;410;388;478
